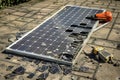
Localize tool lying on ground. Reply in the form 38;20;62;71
86;11;112;22
86;11;113;33
91;46;113;63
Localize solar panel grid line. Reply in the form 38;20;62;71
20;6;80;53
62;8;85;26
50;8;89;54
13;7;72;50
53;6;72;19
62;8;86;24
52;7;78;28
5;5;105;65
80;10;93;24
68;9;91;31
74;10;97;33
54;7;76;21
10;7;86;52
33;7;75;40
6;5;69;49
52;7;74;25
59;8;88;34
31;7;81;54
39;7;84;55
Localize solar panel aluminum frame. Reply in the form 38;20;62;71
5;5;106;66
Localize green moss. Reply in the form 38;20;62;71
0;0;30;9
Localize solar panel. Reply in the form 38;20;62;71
5;5;105;65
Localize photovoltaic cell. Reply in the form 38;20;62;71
5;5;104;65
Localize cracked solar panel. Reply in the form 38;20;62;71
5;5;104;65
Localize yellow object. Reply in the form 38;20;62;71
92;46;113;62
92;46;104;54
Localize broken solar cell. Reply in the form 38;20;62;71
12;66;25;75
63;68;72;75
37;73;49;80
49;64;60;74
5;5;104;65
4;73;16;79
27;73;35;79
37;65;49;72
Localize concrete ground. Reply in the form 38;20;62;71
0;0;120;80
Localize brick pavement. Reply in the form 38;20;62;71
0;0;120;80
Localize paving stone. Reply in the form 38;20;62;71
109;4;116;6
23;11;38;18
11;21;26;27
0;13;5;19
88;5;108;8
0;19;8;24
32;3;49;8
87;38;94;44
12;12;27;16
4;15;19;21
61;75;72;80
17;8;31;13
96;62;120;80
0;23;3;26
93;39;117;48
108;29;120;42
40;8;54;13
113;24;120;29
32;14;43;19
39;12;50;16
17;17;34;22
118;13;120;18
5;23;17;28
31;19;43;24
25;63;37;72
108;6;120;10
0;26;18;35
0;44;6;51
47;5;60;9
0;1;120;80
24;13;35;18
54;2;65;6
104;22;113;28
103;47;114;54
91;28;110;39
67;1;76;5
106;8;115;12
114;9;120;12
10;6;29;13
2;8;16;14
24;23;38;30
112;49;120;60
93;2;103;5
84;1;93;4
29;7;41;11
112;12;118;18
115;18;120;24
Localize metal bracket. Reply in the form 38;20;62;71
93;22;109;33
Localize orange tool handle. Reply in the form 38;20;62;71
95;11;112;22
